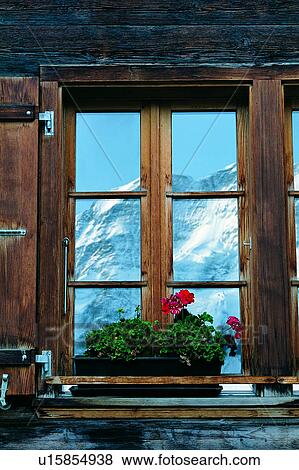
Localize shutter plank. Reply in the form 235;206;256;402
0;77;38;395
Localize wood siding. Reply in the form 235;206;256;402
0;2;299;74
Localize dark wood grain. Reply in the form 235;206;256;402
0;24;299;75
249;80;292;379
1;1;299;26
0;78;38;395
0;416;298;450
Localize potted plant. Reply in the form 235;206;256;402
73;291;242;396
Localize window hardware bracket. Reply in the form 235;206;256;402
0;374;11;410
39;111;54;136
35;350;52;379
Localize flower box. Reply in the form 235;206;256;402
71;356;223;397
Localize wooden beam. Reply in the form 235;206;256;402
36;407;299;420
46;375;277;385
40;65;299;84
249;80;293;379
34;396;299;408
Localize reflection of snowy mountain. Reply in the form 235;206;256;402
74;164;241;372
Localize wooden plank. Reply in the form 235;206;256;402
149;104;161;323
34;396;299;408
37;407;299;419
46;375;277;385
1;1;299;26
0;104;36;121
249;80;293;383
160;105;172;326
278;376;299;384
237;105;251;375
0;78;38;395
69;191;147;198
167;191;244;198
140;105;152;323
63;103;76;376
41;65;299;84
1;416;299;450
38;81;63;378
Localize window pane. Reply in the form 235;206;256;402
172;288;241;374
293;111;299;189
173;199;239;281
172;112;237;192
74;288;141;355
75;199;141;281
76;112;140;191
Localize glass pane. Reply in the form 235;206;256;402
74;288;141;355
75;199;141;281
172;288;241;374
76;112;140;191
173;199;239;281
172;111;237;192
293;111;299;189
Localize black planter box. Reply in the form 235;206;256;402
72;356;223;397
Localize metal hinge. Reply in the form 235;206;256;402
35;350;52;379
38;110;54;136
0;374;11;410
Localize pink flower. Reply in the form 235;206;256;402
226;316;243;339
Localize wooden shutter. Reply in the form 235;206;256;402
0;78;38;395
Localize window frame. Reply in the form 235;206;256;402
63;90;251;374
38;69;297;396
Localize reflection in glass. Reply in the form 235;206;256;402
76;112;140;191
173;199;239;281
75;199;141;281
74;288;141;355
293;112;299;189
172;112;237;192
173;288;241;374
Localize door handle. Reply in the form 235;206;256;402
63;237;70;316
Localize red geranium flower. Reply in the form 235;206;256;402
176;289;195;306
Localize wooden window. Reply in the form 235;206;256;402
38;72;297;397
62;88;250;375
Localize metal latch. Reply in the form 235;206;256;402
39;111;54;136
35;350;52;379
0;374;11;411
0;229;27;237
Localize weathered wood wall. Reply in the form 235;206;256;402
0;412;299;450
0;1;299;75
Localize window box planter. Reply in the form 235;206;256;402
72;356;224;397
